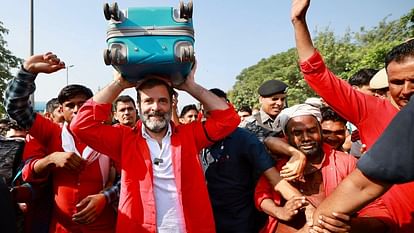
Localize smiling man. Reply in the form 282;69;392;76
241;79;288;141
71;64;240;232
256;104;393;233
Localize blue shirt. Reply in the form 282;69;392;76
203;127;274;233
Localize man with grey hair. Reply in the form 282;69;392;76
71;64;240;232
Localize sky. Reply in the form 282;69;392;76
1;0;413;111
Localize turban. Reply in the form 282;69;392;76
276;104;322;133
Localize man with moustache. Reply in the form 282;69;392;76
71;64;241;232
291;0;414;232
255;104;392;233
242;79;288;141
112;95;138;127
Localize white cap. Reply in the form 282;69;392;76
370;68;388;89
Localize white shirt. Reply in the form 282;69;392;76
142;124;186;233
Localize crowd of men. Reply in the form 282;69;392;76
1;0;414;232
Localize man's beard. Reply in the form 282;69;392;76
298;141;322;158
140;110;171;133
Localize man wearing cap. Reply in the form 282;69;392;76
201;88;302;233
291;0;414;231
256;104;393;233
241;79;288;141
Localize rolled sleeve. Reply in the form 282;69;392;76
203;104;240;141
299;50;326;74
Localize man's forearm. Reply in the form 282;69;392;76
93;79;126;104
33;156;54;177
313;169;390;225
292;10;315;62
186;83;228;111
5;68;37;130
264;167;302;200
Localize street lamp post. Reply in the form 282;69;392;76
29;0;35;106
66;65;74;85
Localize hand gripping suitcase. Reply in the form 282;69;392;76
103;1;195;85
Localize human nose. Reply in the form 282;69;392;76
402;80;414;96
73;104;82;114
302;132;312;141
275;99;284;106
150;102;161;111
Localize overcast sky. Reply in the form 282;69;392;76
1;0;413;111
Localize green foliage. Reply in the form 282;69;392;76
229;8;414;109
0;21;22;116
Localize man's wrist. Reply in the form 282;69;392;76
113;79;124;89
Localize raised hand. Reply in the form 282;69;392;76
174;59;197;92
23;52;65;74
291;0;310;22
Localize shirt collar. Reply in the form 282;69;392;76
259;108;274;123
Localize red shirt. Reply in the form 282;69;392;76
71;99;240;233
22;114;116;233
299;50;414;233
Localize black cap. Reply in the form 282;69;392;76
258;79;288;97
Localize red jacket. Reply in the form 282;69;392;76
254;144;393;233
299;51;414;233
22;114;116;233
71;99;240;233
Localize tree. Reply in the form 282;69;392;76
0;21;22;116
229;8;414;109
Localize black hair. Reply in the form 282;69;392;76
320;106;347;125
238;105;252;115
57;84;93;104
385;39;414;69
135;78;174;105
113;95;136;111
348;68;378;87
180;104;198;118
45;97;60;114
209;88;227;100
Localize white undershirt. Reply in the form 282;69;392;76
142;124;186;233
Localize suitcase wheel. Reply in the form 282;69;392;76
103;2;122;21
103;49;111;65
103;3;111;20
180;45;195;62
179;0;193;20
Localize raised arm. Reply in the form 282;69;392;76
93;71;136;104
291;0;314;62
5;52;65;129
175;62;229;112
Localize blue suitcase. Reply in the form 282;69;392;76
103;1;194;85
